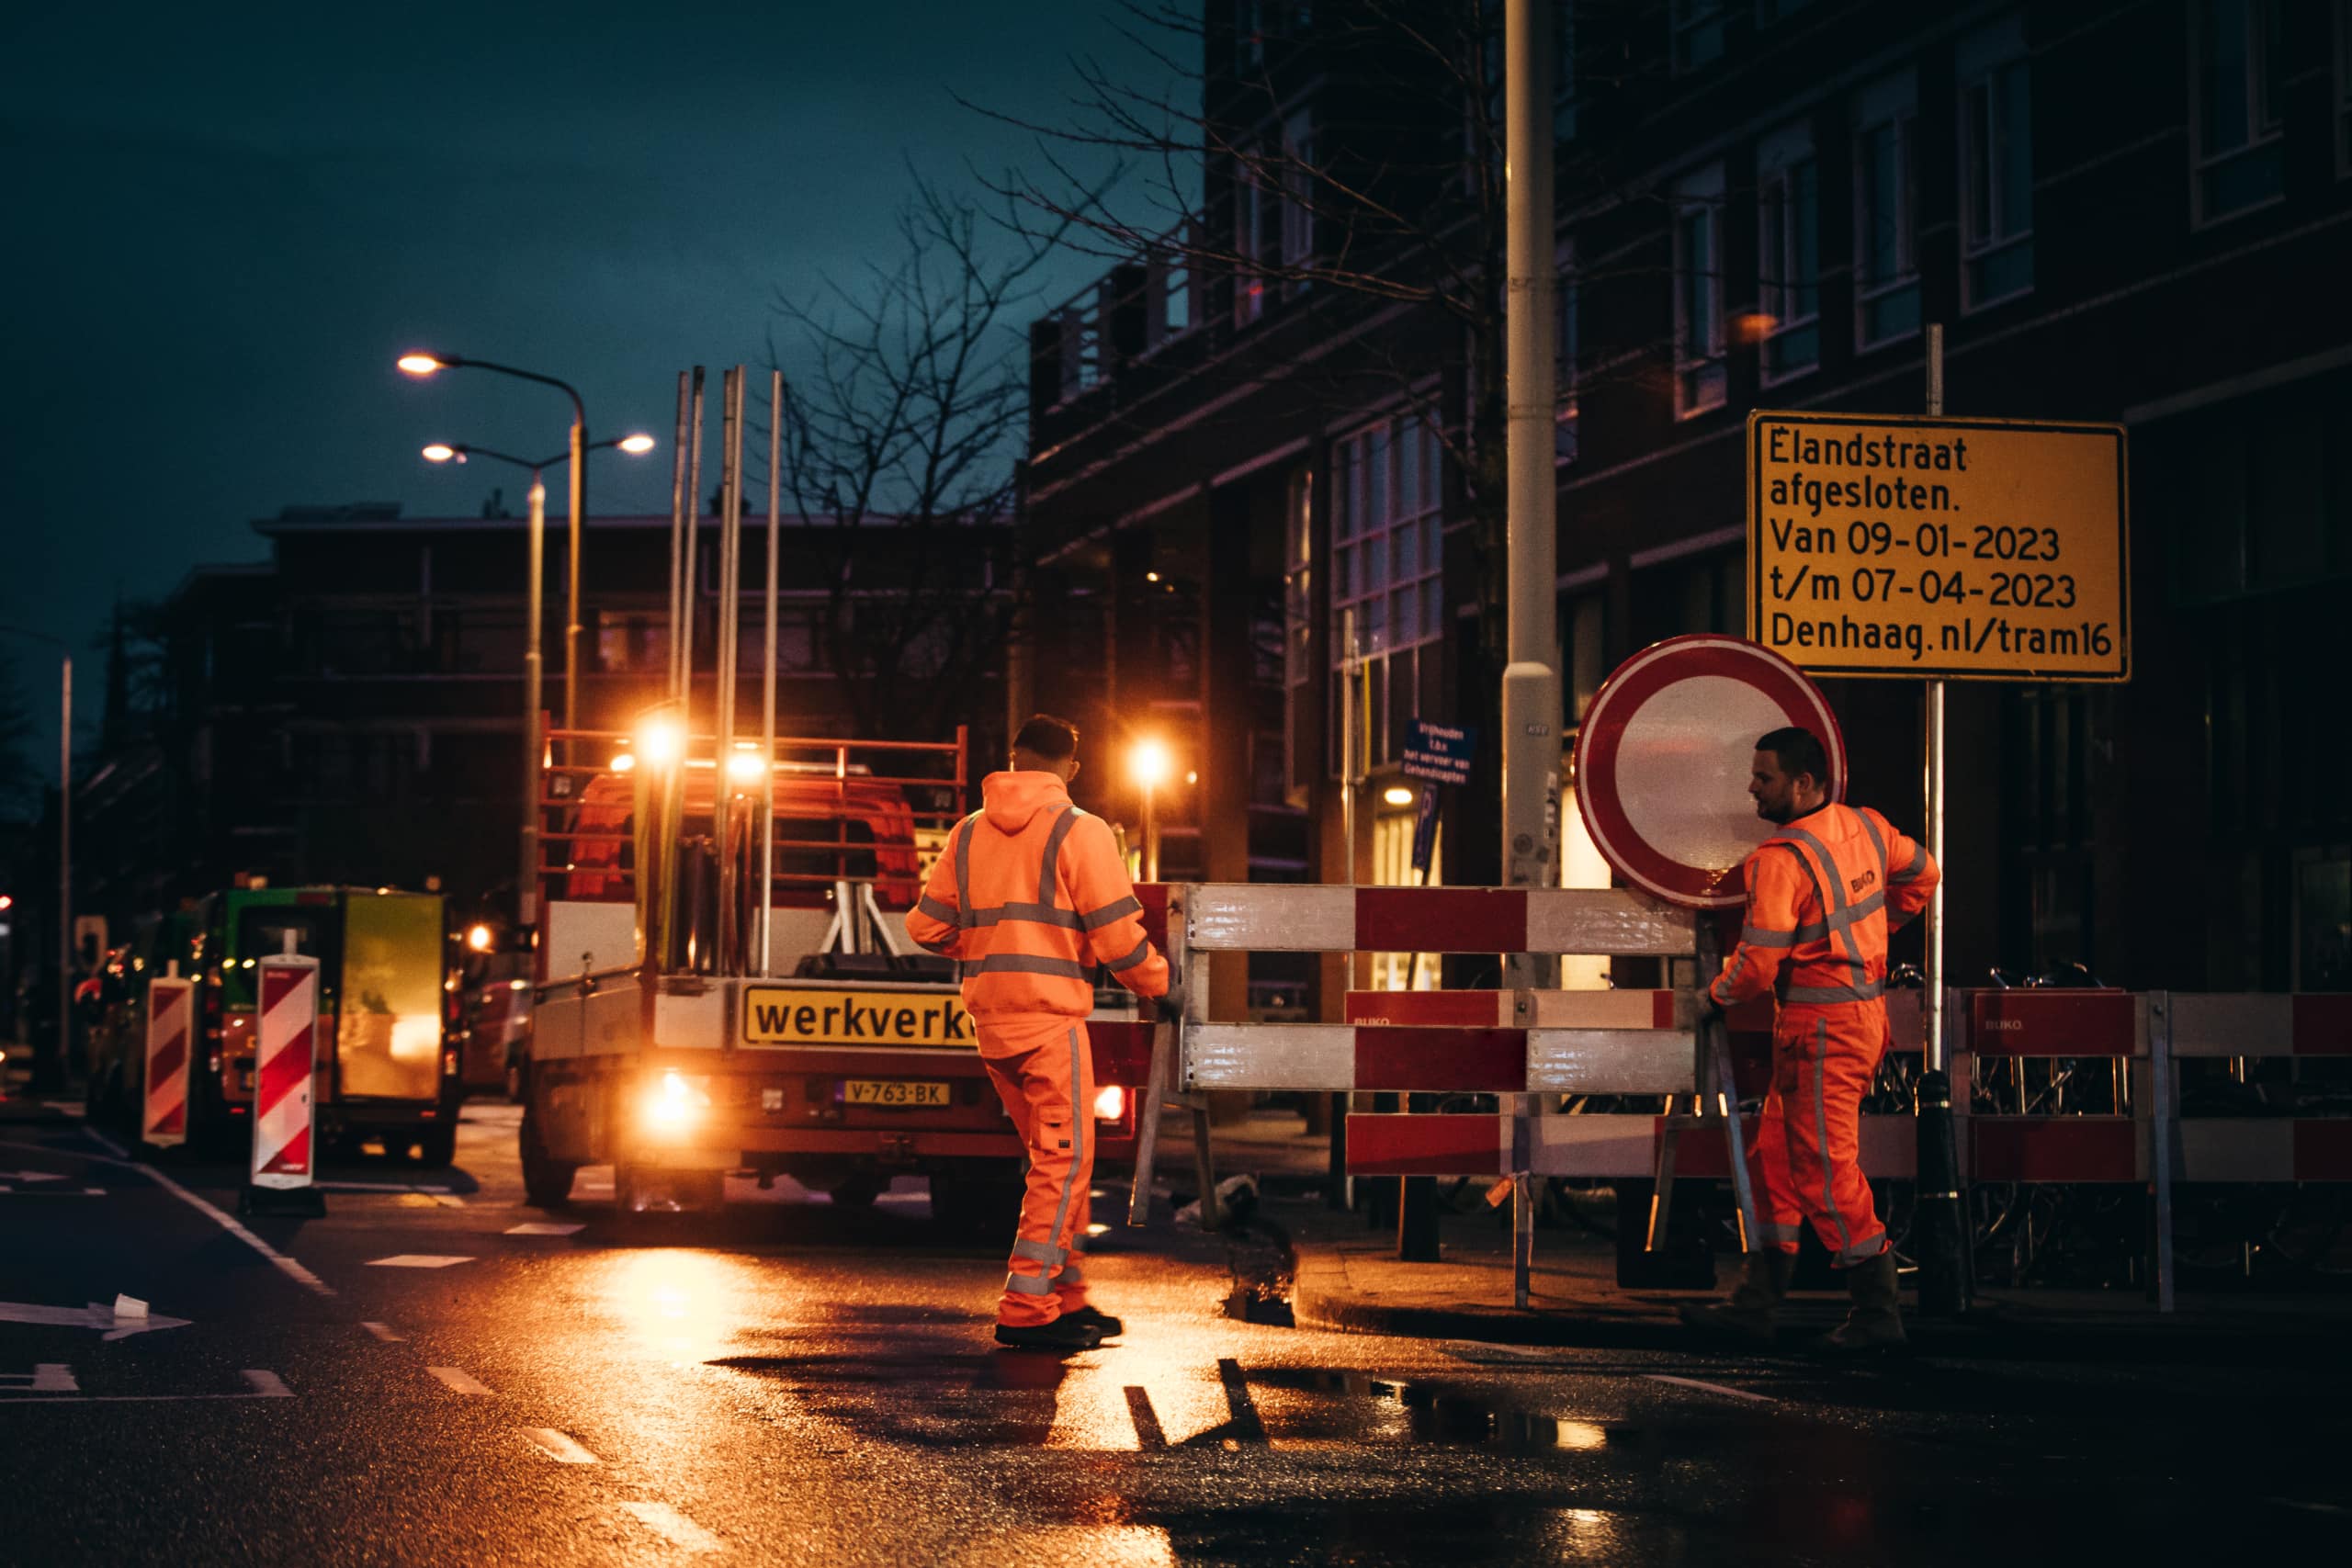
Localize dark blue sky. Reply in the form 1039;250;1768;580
2;0;1179;773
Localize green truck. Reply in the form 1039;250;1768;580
85;886;463;1164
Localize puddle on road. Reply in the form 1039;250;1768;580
1245;1367;1635;1454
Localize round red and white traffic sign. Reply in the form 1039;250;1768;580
1573;634;1845;909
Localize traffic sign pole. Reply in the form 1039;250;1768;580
1915;324;1970;1317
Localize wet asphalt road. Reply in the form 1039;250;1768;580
0;1099;2346;1567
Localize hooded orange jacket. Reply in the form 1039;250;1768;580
904;771;1169;1021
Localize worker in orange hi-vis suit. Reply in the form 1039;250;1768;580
905;714;1171;1352
1679;725;1939;1355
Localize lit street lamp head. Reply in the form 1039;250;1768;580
421;444;460;463
1129;738;1173;791
616;433;657;454
397;353;451;377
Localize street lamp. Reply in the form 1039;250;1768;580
1128;737;1174;884
418;434;655;926
0;626;71;1090
397;351;594;739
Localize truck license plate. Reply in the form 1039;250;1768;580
842;1079;950;1109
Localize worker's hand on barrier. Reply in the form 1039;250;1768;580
1153;985;1185;1025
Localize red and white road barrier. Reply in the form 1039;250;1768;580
250;953;322;1190
141;967;196;1148
1185;884;1692;958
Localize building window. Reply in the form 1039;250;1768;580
1332;415;1444;661
596;610;665;674
1853;73;1921;349
1283;468;1316;802
1672;1;1729;73
1279;110;1315;288
1672;164;1727;417
1757;123;1820;385
1233;149;1266;327
1236;0;1265;72
1564;591;1606;724
2192;0;2285;223
1329;413;1443;775
1960;18;2034;310
1556;243;1580;465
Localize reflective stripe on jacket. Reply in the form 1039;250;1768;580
1710;802;1939;1009
903;770;1170;1019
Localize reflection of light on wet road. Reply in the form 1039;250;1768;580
1541;1508;1627;1552
599;1250;765;1365
944;1526;1172;1568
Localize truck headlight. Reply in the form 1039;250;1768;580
644;1071;711;1134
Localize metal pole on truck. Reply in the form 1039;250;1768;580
1501;0;1562;991
761;369;783;976
667;372;691;701
1915;323;1970;1315
714;367;744;975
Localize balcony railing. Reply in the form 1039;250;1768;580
1034;229;1204;412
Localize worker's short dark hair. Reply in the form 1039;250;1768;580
1012;713;1080;760
1757;726;1830;787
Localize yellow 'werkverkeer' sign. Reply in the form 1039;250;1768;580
1747;412;2130;682
742;986;973;1049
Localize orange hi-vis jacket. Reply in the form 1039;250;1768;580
904;771;1170;1029
1708;802;1939;1010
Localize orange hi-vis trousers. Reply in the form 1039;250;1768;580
977;1013;1097;1327
1747;999;1892;1266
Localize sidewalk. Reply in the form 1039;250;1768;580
1207;1109;2352;1360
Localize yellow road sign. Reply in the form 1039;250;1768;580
1747;412;2129;682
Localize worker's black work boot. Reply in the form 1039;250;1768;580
1058;1305;1124;1339
1813;1249;1907;1354
1676;1249;1796;1348
994;1315;1103;1352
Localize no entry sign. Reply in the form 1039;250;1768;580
1572;636;1845;909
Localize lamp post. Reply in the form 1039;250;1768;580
421;435;655;925
1128;737;1173;884
0;626;71;1090
398;353;594;739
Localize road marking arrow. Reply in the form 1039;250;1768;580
0;1300;194;1340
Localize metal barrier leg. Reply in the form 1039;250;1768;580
1125;1017;1174;1227
1512;1171;1534;1309
1190;1093;1222;1233
2148;991;2176;1314
1710;1020;1762;1262
1645;1095;1682;1254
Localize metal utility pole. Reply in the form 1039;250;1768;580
520;474;547;925
55;653;71;1088
1501;0;1562;987
565;409;588;742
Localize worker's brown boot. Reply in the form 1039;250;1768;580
1813;1250;1907;1354
1676;1249;1796;1348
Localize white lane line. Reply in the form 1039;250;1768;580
242;1371;293;1397
1645;1374;1775;1404
365;1255;475;1269
504;1222;585;1236
620;1502;724;1554
427;1366;494;1396
315;1180;455;1194
520;1427;598;1464
362;1321;405;1342
73;1128;334;1297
